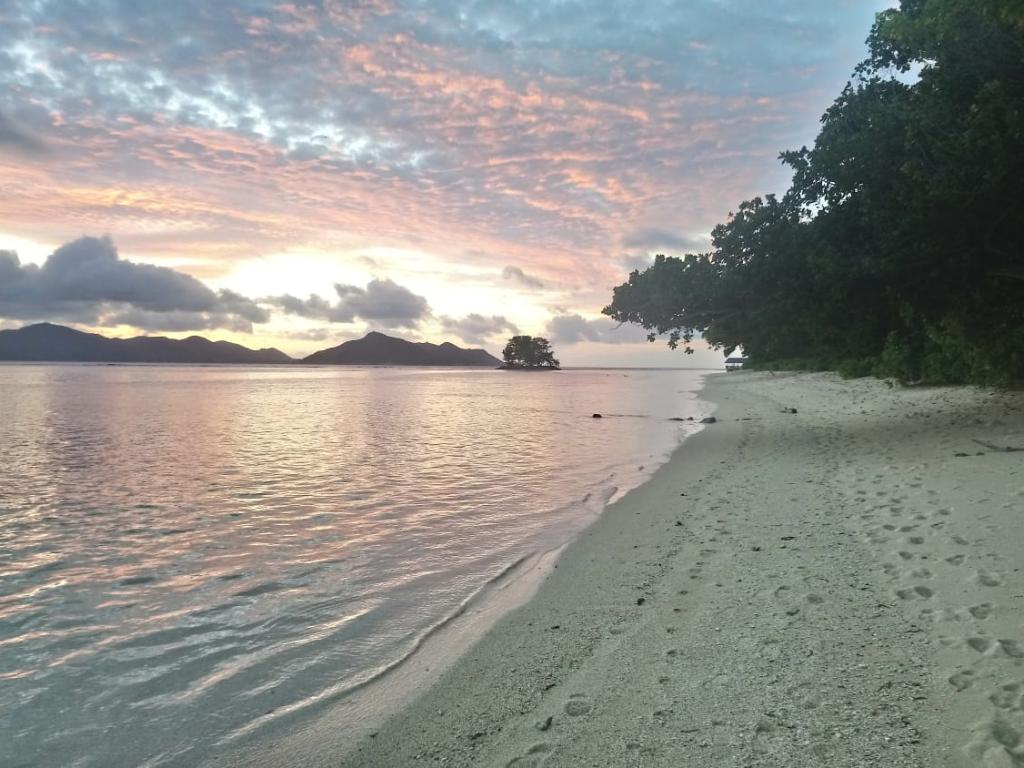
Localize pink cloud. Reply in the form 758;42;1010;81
0;0;888;319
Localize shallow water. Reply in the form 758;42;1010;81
0;364;708;767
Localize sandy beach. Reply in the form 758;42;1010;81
345;371;1024;767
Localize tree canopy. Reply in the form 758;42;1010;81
502;336;560;369
604;0;1024;385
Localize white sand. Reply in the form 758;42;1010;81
345;372;1024;767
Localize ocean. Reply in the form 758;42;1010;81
0;364;709;767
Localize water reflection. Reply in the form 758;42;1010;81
0;364;706;767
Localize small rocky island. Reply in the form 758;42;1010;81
498;335;560;370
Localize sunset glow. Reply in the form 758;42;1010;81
0;1;890;363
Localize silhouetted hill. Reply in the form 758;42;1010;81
0;323;293;364
303;331;501;366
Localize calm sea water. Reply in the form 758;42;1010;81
0;364;708;767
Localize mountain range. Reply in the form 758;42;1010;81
0;324;501;366
304;331;500;366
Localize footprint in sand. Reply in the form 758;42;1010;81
959;637;1022;658
921;607;959;623
969;604;993;620
752;715;788;754
989;682;1023;711
965;721;1024;768
999;640;1024;659
506;743;551;767
949;669;975;691
967;637;995;654
564;694;592;717
895;585;934;601
976;570;1004;587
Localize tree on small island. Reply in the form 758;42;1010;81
501;335;560;370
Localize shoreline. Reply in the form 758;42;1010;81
212;375;713;768
334;371;1024;767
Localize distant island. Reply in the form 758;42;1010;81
304;331;501;366
0;323;501;367
0;323;293;364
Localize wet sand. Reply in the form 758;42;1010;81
345;371;1024;767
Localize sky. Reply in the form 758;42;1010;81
0;0;892;366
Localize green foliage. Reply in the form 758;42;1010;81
604;0;1024;386
501;335;560;369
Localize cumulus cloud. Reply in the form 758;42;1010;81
502;265;544;290
547;314;652;345
439;314;518;345
334;279;428;324
0;236;432;335
265;278;430;327
0;236;268;331
264;293;337;320
0;0;885;288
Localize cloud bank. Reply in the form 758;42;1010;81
0;1;889;362
0;236;267;331
547;313;652;345
265;278;430;328
621;228;707;253
0;236;436;335
439;313;519;345
0;0;888;294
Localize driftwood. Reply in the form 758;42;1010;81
972;438;1024;453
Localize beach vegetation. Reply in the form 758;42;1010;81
604;0;1024;386
501;336;560;369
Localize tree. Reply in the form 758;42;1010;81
604;0;1024;385
501;336;560;369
